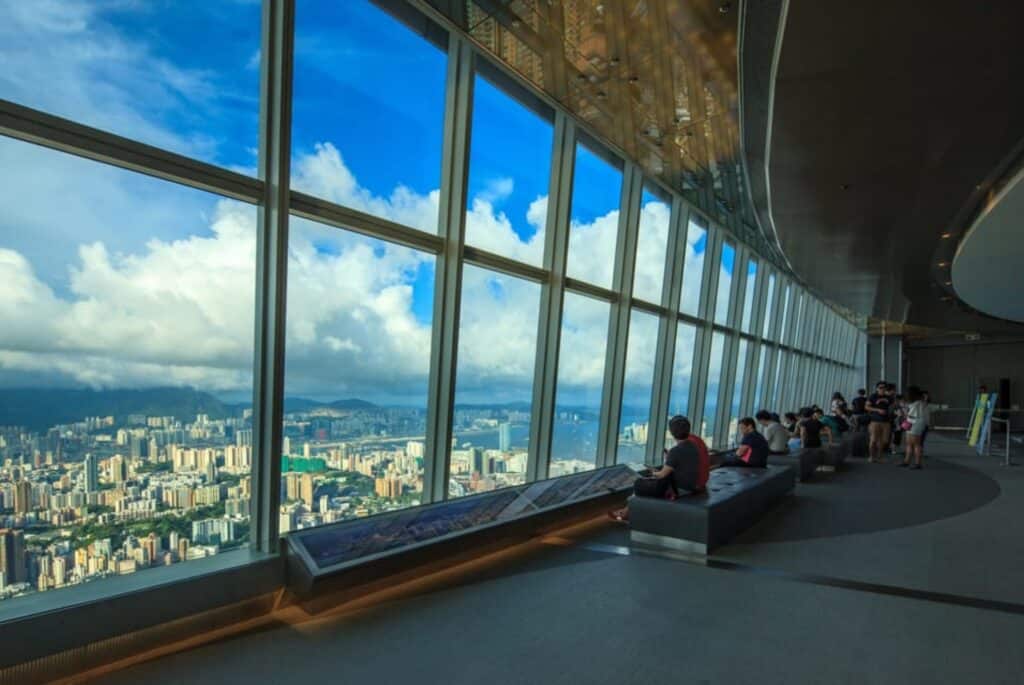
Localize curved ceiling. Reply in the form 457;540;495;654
953;168;1024;322
741;0;1024;335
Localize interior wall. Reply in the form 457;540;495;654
903;338;1024;410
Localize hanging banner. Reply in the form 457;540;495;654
977;393;999;456
968;393;988;446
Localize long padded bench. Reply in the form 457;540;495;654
628;464;796;555
771;449;820;481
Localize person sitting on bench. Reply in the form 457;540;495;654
800;407;832;448
721;417;770;467
610;415;708;522
756;410;789;454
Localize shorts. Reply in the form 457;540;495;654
634;477;674;499
868;421;891;445
909;421;927;437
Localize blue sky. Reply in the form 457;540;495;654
0;1;703;410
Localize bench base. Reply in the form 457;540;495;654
630;530;708;557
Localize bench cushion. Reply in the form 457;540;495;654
628;464;796;552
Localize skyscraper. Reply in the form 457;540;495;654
499;422;512;452
0;529;25;584
13;480;32;515
109;455;127;485
84;454;99;493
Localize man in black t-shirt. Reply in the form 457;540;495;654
722;417;770;467
610;416;707;522
866;381;892;463
850;388;869;431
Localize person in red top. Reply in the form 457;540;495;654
610;416;707;522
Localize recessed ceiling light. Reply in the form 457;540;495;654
944;281;952;286
940;232;952;239
628;76;639;84
596;90;607;99
937;261;949;267
719;2;732;13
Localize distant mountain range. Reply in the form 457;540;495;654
0;388;382;432
0;387;616;433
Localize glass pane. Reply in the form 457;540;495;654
566;143;622;289
552;292;610;474
713;241;735;326
773;350;786;409
754;345;767;410
761;273;776;338
451;266;541;498
465;75;552;265
631;186;671;304
679;218;707;316
741;259;757;333
292;2;446;232
282;219;435;529
779;283;792;343
0;138;256;601
727;339;749;444
0;2;260;170
700;333;727;447
665;323;698;446
618;310;660;463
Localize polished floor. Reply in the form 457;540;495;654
94;434;1024;684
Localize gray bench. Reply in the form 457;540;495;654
628;465;797;555
770;449;820;481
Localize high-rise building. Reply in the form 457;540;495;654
499;422;512;452
83;454;99;493
109;455;127;485
300;473;315;508
0;529;25;585
14;480;32;515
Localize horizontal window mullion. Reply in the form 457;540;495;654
290;190;444;254
0;98;263;203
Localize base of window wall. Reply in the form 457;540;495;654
0;549;284;681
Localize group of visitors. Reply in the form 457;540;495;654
612;379;933;520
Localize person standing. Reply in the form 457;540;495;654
866;381;893;463
900;387;930;470
850;388;869;431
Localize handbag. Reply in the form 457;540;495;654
900;419;912;431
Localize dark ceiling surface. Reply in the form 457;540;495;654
753;0;1024;335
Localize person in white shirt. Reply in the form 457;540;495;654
756;410;789;454
900;386;930;470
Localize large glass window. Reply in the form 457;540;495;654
450;266;541;498
282;219;435;528
292;2;447;233
665;323;698;447
778;283;792;343
0;138;256;601
632;186;672;304
761;272;776;338
618;310;660;463
566;142;622;289
727;339;750;444
740;259;757;333
713;241;736;326
465;75;552;265
679;218;707;316
551;292;610;474
753;345;767;410
700;333;727;447
0;2;260;170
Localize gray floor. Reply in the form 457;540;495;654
99;434;1024;685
